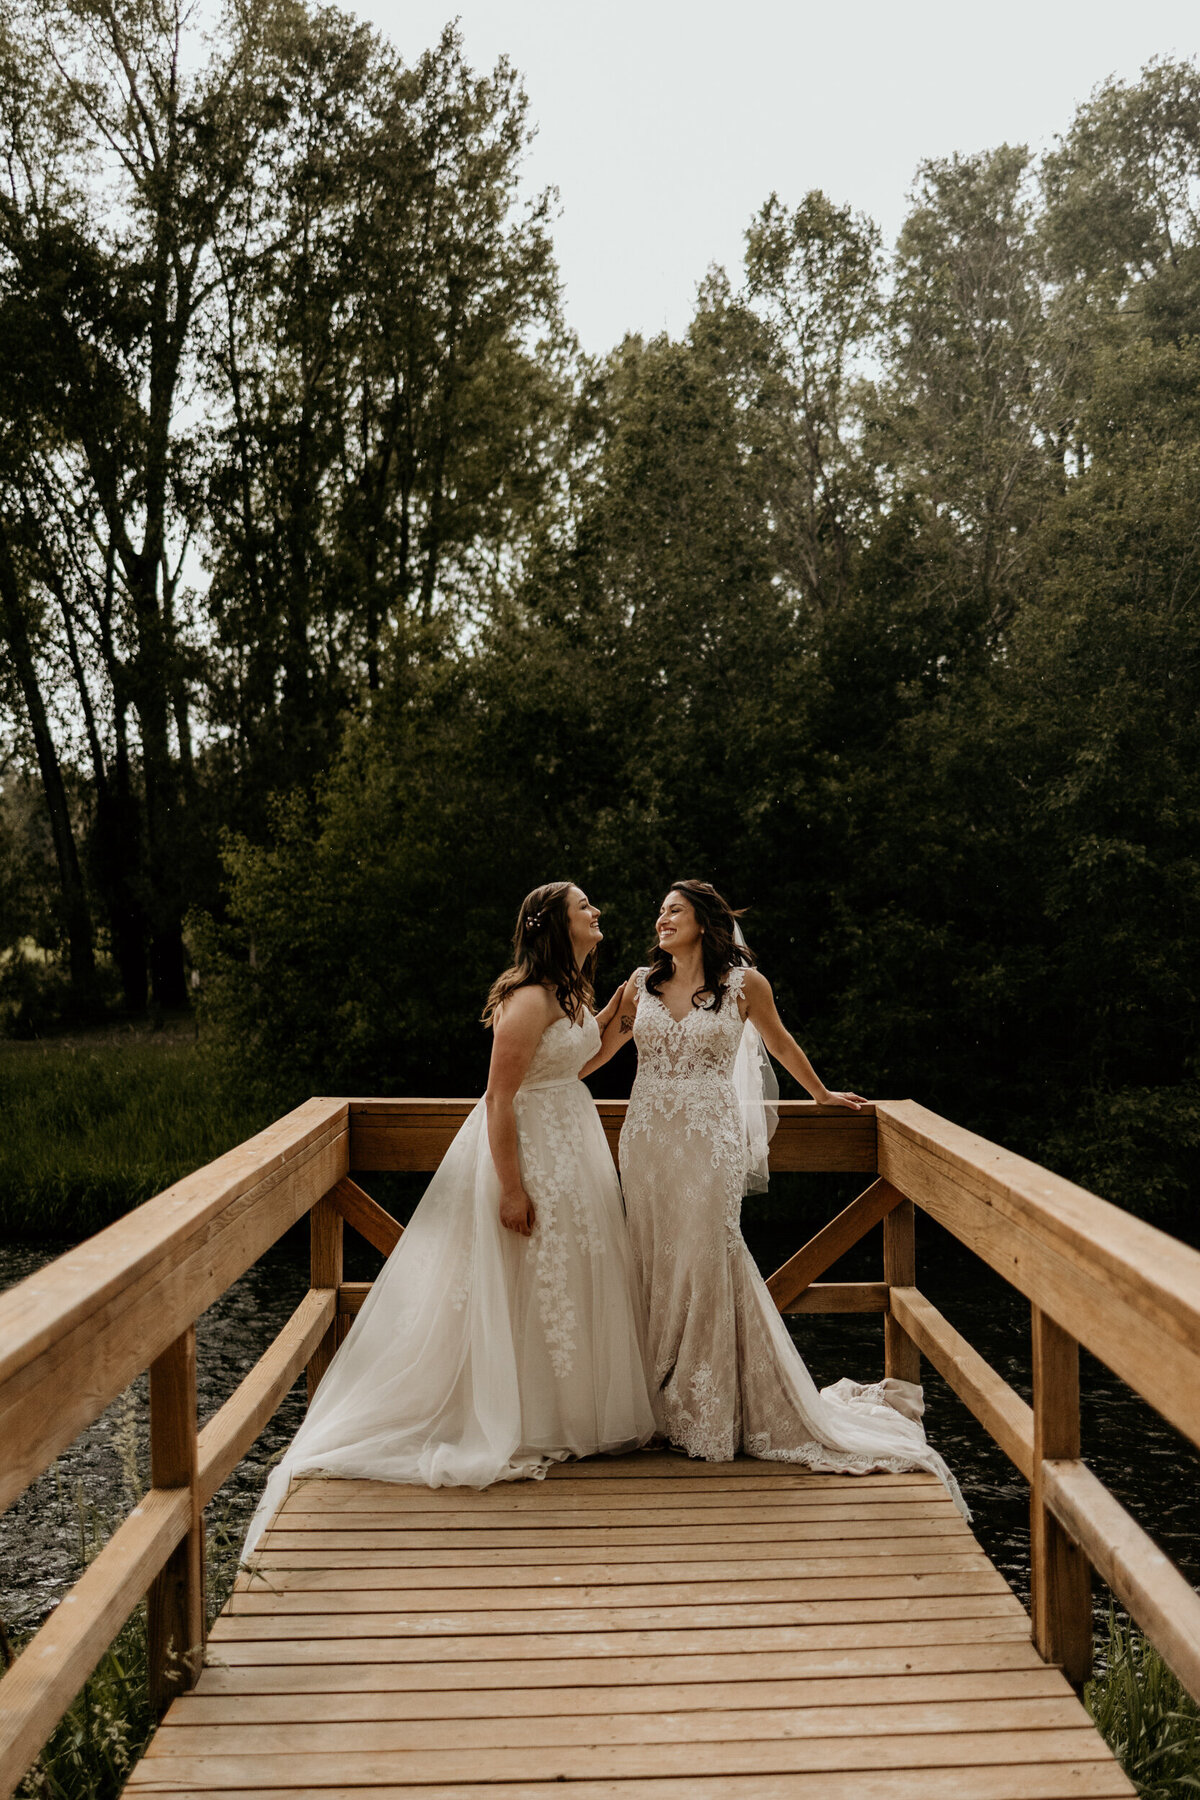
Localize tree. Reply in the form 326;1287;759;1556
742;190;883;615
202;20;568;818
880;146;1066;641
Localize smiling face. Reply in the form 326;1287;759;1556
567;886;603;963
656;889;703;957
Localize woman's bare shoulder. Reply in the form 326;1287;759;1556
493;981;559;1029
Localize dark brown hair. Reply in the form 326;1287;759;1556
482;881;597;1027
644;879;755;1014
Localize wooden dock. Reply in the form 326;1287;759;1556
128;1457;1133;1799
6;1095;1200;1800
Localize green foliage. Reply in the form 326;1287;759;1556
1087;1610;1200;1798
2;28;1198;1232
0;1036;271;1237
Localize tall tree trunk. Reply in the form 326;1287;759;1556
0;524;98;1007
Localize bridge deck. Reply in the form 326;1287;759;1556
127;1455;1134;1800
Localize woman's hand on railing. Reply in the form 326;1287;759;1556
815;1088;869;1111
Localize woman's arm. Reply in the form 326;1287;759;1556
594;983;625;1033
740;969;867;1110
580;972;640;1078
485;986;555;1234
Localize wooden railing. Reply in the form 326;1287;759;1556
1;1094;1199;1799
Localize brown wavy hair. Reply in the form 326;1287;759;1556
644;879;755;1014
482;881;598;1027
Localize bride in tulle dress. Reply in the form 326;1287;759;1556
244;881;655;1553
585;879;965;1513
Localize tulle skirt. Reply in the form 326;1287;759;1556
244;1081;655;1553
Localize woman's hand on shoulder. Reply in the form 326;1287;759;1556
579;971;640;1077
594;983;625;1032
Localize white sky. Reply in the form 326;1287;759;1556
362;0;1200;355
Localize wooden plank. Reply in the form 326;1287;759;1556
203;1616;1037;1665
788;1283;889;1314
541;1455;923;1478
307;1199;344;1401
235;1554;989;1596
147;1327;205;1711
197;1290;336;1508
0;1487;190;1795
348;1100;879;1175
120;1727;1117;1785
247;1532;974;1570
327;1177;402;1256
193;1640;1049;1694
1043;1456;1200;1706
269;1503;960;1532
208;1596;1027;1640
257;1519;970;1553
173;1668;1071;1722
767;1180;901;1310
114;1769;1139;1800
280;1473;944;1508
875;1101;1200;1452
762;1105;878;1174
146;1696;1091;1756
1031;1309;1091;1686
889;1288;1034;1482
282;1471;939;1502
229;1570;1006;1613
0;1107;347;1514
348;1104;475;1173
883;1200;921;1383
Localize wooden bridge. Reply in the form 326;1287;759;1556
3;1096;1200;1799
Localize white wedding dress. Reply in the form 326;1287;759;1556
619;966;966;1513
244;1010;655;1553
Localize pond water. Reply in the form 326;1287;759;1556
3;1203;1198;1639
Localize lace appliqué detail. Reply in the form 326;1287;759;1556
622;967;749;1242
662;1360;736;1462
513;1012;607;1380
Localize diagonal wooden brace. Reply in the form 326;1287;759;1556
766;1178;904;1313
326;1176;403;1257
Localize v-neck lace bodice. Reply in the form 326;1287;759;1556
623;966;749;1183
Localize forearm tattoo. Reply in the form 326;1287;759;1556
619;1012;635;1036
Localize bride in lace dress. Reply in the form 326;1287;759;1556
244;881;655;1552
586;879;964;1512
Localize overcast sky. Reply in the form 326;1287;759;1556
362;1;1198;356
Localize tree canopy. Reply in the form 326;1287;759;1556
2;15;1197;1226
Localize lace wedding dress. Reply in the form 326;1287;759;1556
619;966;966;1512
244;1011;655;1552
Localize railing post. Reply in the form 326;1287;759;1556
146;1326;204;1712
1031;1306;1092;1685
307;1193;344;1401
882;1198;921;1382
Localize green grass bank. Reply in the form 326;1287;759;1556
0;1027;272;1240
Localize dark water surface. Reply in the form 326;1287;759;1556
3;1206;1198;1637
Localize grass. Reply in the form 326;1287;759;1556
1087;1609;1200;1797
0;1026;274;1239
